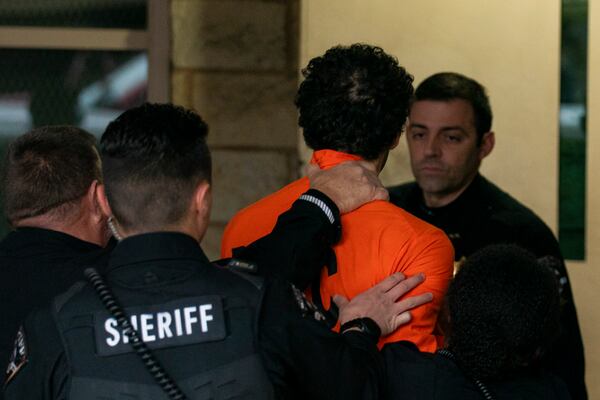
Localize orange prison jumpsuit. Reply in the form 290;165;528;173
222;150;454;352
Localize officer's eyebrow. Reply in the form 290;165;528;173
408;123;467;133
407;123;428;130
439;126;468;134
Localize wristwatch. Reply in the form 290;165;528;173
340;317;381;342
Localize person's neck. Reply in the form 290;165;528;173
372;154;387;175
310;149;384;175
350;158;383;176
422;174;478;208
118;221;203;244
355;152;386;176
423;190;464;208
14;214;103;247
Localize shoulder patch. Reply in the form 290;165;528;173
290;284;327;322
4;326;28;386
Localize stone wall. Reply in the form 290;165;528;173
171;0;300;259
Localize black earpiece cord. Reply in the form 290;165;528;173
84;267;188;400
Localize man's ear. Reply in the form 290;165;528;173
192;181;212;217
96;183;113;219
191;181;211;242
478;131;495;161
83;180;106;222
194;181;212;211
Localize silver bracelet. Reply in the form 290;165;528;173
298;194;335;224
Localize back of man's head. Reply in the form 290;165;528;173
2;126;101;226
415;72;492;142
296;43;414;160
100;103;211;233
446;244;560;381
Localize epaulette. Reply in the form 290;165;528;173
53;281;88;314
214;258;263;291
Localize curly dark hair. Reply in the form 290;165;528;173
100;103;211;231
447;244;561;382
295;44;414;160
414;72;492;143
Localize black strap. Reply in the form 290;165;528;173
437;349;496;400
84;267;188;400
308;248;339;328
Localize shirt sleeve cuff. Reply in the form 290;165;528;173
296;189;342;243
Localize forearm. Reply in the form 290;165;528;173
259;279;385;400
382;233;453;350
233;189;340;288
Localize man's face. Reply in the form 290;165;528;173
406;99;493;206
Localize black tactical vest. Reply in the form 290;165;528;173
52;264;274;400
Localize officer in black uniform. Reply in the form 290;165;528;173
388;72;586;399
0;126;113;374
4;103;429;400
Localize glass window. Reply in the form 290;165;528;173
559;0;587;260
0;49;148;237
0;0;147;29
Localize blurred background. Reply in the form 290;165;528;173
0;0;151;236
0;0;599;396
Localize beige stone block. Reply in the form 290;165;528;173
171;70;193;108
284;0;300;72
172;0;286;70
193;72;297;148
211;150;292;223
201;223;225;261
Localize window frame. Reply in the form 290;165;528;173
0;0;170;102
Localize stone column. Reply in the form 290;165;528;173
171;0;300;259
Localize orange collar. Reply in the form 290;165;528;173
309;150;363;170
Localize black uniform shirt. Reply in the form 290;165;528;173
389;174;586;400
0;228;110;369
3;194;385;400
382;342;571;400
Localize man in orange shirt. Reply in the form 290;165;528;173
222;44;454;352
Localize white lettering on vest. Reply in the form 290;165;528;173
105;318;119;347
174;308;183;336
140;314;156;342
199;304;213;332
102;303;218;347
183;306;197;335
156;312;173;339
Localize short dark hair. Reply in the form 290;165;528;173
100;103;211;232
447;244;560;381
2;126;100;225
414;72;492;142
296;43;414;160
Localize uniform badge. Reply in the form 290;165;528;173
4;326;28;386
291;284;327;322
